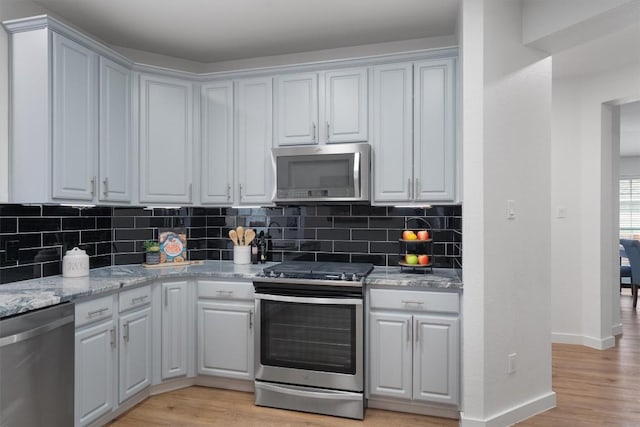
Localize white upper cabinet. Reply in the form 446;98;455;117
371;63;413;203
372;57;457;205
274;68;368;147
51;33;98;201
414;58;456;202
139;74;194;204
275;73;319;146
99;57;131;202
236;77;274;205
201;81;234;204
324;68;368;143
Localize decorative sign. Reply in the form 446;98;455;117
159;228;187;263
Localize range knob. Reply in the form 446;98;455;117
352;273;358;282
279;272;285;278
269;271;277;278
340;273;347;281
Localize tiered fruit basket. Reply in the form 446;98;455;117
398;217;433;273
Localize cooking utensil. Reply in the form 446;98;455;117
229;230;238;246
244;229;256;246
236;226;244;245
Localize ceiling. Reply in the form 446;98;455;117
31;0;460;63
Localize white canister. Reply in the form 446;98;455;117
233;246;251;265
62;247;90;278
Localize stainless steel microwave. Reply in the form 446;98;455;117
272;143;371;203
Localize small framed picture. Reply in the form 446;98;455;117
158;228;187;263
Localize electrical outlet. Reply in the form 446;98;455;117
507;352;517;374
506;200;516;220
557;206;566;219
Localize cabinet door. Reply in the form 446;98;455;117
413;58;456;202
371;63;413;203
201;81;234;204
236;77;274;205
139;74;194;204
161;281;190;380
119;306;152;403
52;33;98;201
323;68;368;143
413;314;459;405
275;73;318;146
197;301;254;380
75;319;116;427
99;57;131;202
369;312;412;399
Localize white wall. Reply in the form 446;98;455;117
522;0;640;53
551;62;640;348
620;155;640;177
461;0;555;425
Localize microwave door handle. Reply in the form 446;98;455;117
353;152;361;198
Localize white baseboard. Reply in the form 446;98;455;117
460;391;556;427
367;397;459;419
612;322;623;336
552;332;615;349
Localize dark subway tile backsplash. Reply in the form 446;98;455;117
0;203;462;284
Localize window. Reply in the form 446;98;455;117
619;178;640;238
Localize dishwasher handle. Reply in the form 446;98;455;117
0;314;74;348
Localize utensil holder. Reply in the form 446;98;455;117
234;246;251;265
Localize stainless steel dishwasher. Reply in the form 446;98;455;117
0;302;74;427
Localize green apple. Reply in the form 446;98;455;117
405;254;418;265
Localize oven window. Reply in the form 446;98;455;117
260;300;356;374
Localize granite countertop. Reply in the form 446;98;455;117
0;261;462;319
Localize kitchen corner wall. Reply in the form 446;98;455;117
0;203;461;284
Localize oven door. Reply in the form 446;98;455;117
254;292;363;392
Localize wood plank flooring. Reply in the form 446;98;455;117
110;290;640;426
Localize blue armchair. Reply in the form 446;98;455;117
620;239;640;309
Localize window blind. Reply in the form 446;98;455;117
620;178;640;238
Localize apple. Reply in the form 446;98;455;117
418;255;430;265
402;230;417;240
417;230;430;240
405;254;418;265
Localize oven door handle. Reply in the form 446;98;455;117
255;293;362;306
257;382;361;400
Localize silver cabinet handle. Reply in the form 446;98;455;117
227;184;231;201
326;122;330;142
415;177;420;197
249;310;253;331
88;307;108;318
216;290;234;296
402;300;425;305
103;177;109;196
415;320;420;343
312;122;316;142
408;179;412;199
239;183;243;200
110;328;116;349
90;176;96;196
123;322;130;342
164;287;169;307
406;318;410;342
188;183;193;200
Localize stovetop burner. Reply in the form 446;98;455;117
258;261;374;282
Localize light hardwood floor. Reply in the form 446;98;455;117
111;290;640;426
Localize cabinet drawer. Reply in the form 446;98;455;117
198;280;254;300
119;285;151;312
369;289;459;313
75;295;114;327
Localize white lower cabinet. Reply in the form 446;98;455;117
161;280;191;379
368;289;460;409
75;317;116;426
118;305;152;403
197;280;254;380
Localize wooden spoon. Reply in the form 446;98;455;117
236;226;244;245
228;229;238;246
244;229;256;246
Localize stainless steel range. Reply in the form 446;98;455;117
253;261;374;420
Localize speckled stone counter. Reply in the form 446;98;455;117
365;266;462;289
0;262;462;319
